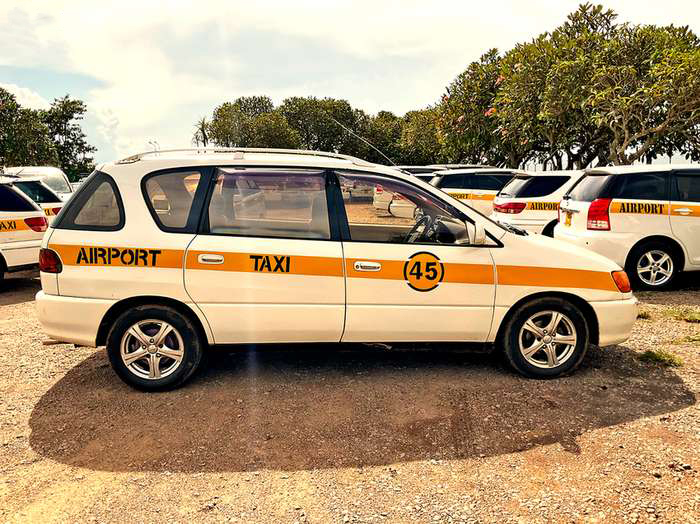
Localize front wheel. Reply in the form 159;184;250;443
626;241;678;291
106;305;205;391
502;297;589;378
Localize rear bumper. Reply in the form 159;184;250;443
553;225;631;268
590;296;638;346
1;239;41;269
36;291;114;347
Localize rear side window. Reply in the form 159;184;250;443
439;175;475;189
673;173;700;202
568;174;614;202
503;176;570;198
55;172;124;231
0;185;36;212
206;169;330;240
610;173;667;201
14;181;62;204
476;174;513;191
144;171;202;231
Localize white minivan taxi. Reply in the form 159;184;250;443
555;165;700;290
4;166;74;201
36;149;637;391
0;176;49;279
492;170;585;236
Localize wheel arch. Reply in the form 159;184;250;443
624;235;686;271
541;220;558;237
494;291;600;347
95;295;213;347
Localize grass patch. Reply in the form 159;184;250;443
667;307;700;323
673;334;700;345
637;310;652;320
638;349;683;367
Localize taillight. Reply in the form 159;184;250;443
39;248;63;273
51;207;62;215
375;184;383;193
493;202;526;214
24;216;48;232
612;270;631;293
587;198;612;230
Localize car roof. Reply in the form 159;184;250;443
103;148;412;181
3;166;67;175
432;168;528;176
428;164;496;169
530;170;584;176
586;164;700;175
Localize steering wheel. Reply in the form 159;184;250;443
405;214;433;243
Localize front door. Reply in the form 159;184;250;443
335;171;496;343
184;168;345;344
670;170;700;267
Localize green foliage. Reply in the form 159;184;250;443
399;108;444;165
42;96;96;179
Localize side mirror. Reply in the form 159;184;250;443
465;221;487;245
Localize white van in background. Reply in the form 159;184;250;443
3;166;74;201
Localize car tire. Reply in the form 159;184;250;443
502;297;589;379
625;241;679;291
106;305;205;391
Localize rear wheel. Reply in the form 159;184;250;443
502;297;589;378
106;305;204;391
626;241;678;291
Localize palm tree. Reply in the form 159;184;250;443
192;117;210;147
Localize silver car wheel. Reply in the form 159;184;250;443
637;249;673;286
120;319;185;380
518;310;577;369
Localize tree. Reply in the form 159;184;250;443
399;108;443;165
42;96;96;179
192;117;210;147
588;24;700;165
249;112;301;148
0;87;58;167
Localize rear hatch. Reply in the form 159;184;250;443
560;173;615;232
12;180;64;223
494;174;571;217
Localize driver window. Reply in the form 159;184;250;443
338;173;469;244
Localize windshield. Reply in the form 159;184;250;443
14;181;62;204
567;174;613;202
36;173;72;193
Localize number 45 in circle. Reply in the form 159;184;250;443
403;252;445;292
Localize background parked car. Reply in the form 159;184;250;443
430;168;523;215
3;166;74;201
492;170;584;236
9;177;64;223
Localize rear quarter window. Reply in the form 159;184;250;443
55;172;124;231
439;175;475;189
510;176;570;198
143;170;203;231
477;174;513;191
567;174;614;202
0;185;37;212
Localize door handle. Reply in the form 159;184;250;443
198;253;224;264
675;208;692;215
354;261;381;272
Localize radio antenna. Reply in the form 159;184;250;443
327;115;396;166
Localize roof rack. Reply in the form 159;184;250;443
116;147;376;166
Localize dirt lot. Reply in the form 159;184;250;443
0;275;699;523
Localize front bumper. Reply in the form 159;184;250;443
590;296;638;346
36;291;115;347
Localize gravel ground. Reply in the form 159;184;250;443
0;273;698;523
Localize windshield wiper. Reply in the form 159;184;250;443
499;221;528;236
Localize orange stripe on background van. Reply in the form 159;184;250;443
186;251;344;277
609;201;668;215
49;244;184;268
497;265;618;291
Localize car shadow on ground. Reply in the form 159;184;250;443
29;343;696;473
0;275;40;306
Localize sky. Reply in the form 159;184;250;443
2;0;700;163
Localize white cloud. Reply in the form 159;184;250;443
0;82;50;110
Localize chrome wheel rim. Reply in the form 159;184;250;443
120;319;184;380
518;310;577;369
637;250;673;286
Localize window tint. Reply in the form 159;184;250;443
207;169;330;240
611;173;667;201
14;181;62;204
145;171;202;230
0;185;36;212
477;174;513;191
674;173;700;202
439;174;474;189
567;174;614;202
502;176;570;198
339;173;469;244
56;172;123;230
